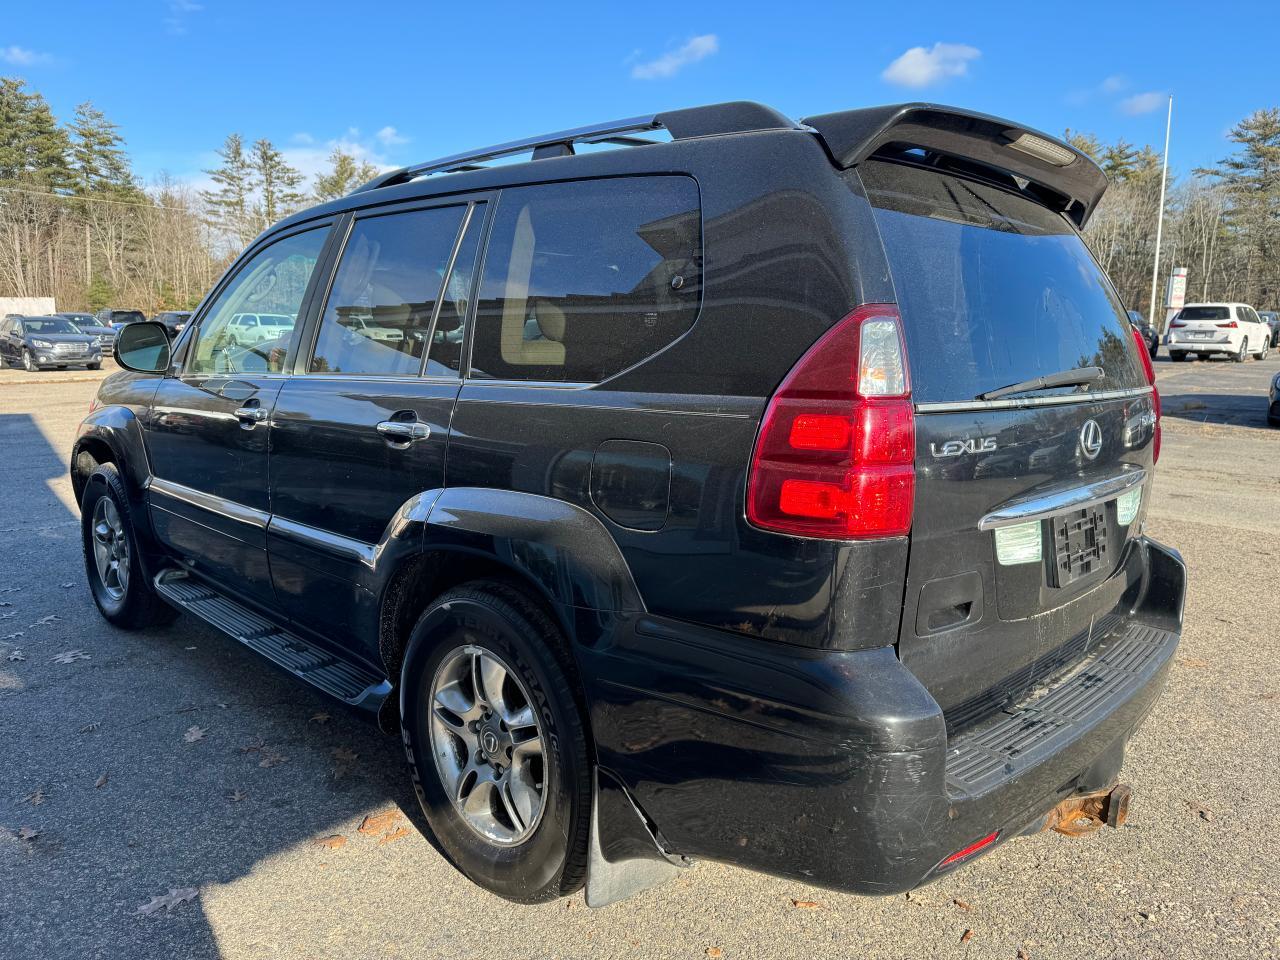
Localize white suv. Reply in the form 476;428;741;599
1168;303;1271;362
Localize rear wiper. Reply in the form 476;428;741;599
978;366;1104;401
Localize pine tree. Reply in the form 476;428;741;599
68;102;140;196
0;77;72;187
313;148;380;202
1100;139;1140;182
200;133;255;247
1064;129;1102;163
249;138;307;231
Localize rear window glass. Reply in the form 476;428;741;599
1176;306;1230;321
469;176;701;383
860;160;1145;404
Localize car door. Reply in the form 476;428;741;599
145;224;335;608
0;318;15;363
1243;306;1269;351
267;197;487;660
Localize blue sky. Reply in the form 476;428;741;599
3;0;1277;189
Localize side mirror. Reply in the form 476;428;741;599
114;321;172;374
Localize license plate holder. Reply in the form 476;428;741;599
1048;505;1108;587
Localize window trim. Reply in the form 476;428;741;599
297;193;493;381
176;220;338;380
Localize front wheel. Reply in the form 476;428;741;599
1255;342;1269;361
22;349;37;372
1171;352;1187;362
80;463;177;629
400;581;591;903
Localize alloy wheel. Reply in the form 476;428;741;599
23;349;35;372
428;645;548;845
90;496;130;601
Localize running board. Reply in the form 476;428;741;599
153;570;391;711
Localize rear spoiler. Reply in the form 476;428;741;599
801;103;1108;228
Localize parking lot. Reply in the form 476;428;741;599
1;355;1277;960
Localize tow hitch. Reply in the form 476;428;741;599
1041;783;1132;837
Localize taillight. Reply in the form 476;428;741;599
1216;320;1238;329
747;304;914;539
1129;326;1160;463
1169;320;1186;328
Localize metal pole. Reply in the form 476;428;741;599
1148;95;1173;333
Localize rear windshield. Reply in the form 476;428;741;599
860;160;1145;404
1175;306;1230;321
113;311;145;322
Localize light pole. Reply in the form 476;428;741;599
1148;95;1174;333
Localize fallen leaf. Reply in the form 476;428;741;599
790;899;821;909
136;887;199;916
378;826;410;845
225;789;248;803
258;753;286;768
953;898;972;910
706;950;723;959
309;712;331;725
358;810;405;836
79;722;100;733
184;646;196;651
51;649;90;664
6;650;24;662
960;929;974;944
215;702;228;709
331;746;358;764
315;834;347;850
30;615;62;627
0;600;11;606
0;611;15;619
2;632;24;642
183;725;206;744
61;582;74;589
239;736;265;753
94;772;109;789
17;827;39;841
23;788;46;806
1018;949;1031;960
1186;801;1214;822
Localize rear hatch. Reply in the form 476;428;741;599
1170;305;1233;344
858;159;1157;730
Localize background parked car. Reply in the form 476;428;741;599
0;314;102;371
1258;310;1280;348
1270;371;1280;426
152;311;193;336
57;312;117;355
1166;302;1271;362
97;308;147;331
1127;310;1159;358
222;312;294;347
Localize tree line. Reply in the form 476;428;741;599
2;74;1278;318
0;76;377;312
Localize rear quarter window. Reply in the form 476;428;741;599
859;160;1145;404
468;176;701;383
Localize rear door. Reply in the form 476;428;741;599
267;197;487;662
858;159;1157;728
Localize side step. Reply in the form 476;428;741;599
154;570;391;711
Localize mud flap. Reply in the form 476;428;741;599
585;768;686;907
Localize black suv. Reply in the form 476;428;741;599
75;101;1184;906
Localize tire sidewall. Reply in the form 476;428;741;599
81;465;145;623
400;592;585;902
23;349;36;372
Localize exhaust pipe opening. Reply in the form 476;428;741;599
1041;783;1132;837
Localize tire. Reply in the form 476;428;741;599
400;580;591;903
22;349;37;372
1235;339;1248;363
87;362;101;370
80;463;177;629
1255;342;1269;361
1171;352;1186;362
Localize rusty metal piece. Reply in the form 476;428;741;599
1041;783;1132;837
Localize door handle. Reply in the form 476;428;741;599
376;420;430;443
234;405;268;423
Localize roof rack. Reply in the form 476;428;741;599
350;101;797;195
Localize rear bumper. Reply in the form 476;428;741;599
1168;339;1234;354
586;536;1185;894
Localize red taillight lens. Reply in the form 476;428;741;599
1169;320;1186;328
937;830;1000;870
747;304;915;539
1216;320;1238;329
1129;325;1160;463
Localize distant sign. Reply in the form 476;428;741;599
1167;267;1188;310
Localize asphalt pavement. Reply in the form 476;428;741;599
1;354;1277;960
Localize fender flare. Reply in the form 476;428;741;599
71;404;152;509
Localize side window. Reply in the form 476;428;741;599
309;205;467;376
469;177;701;382
187;228;328;376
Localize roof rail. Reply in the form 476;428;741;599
350;101;797;195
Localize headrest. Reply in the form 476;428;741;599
535;299;566;342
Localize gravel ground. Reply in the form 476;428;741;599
0;354;1277;960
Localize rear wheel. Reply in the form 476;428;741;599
87;362;101;370
1171;352;1186;362
1235;339;1249;363
400;581;591;903
80;463;177;629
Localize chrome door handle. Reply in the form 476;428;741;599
376;420;430;442
234;406;268;423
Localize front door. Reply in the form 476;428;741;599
267;199;487;661
146;225;332;607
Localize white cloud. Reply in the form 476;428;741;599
630;34;719;80
165;0;203;35
376;125;408;146
881;42;980;89
1100;74;1128;94
1119;92;1166;115
0;45;53;66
